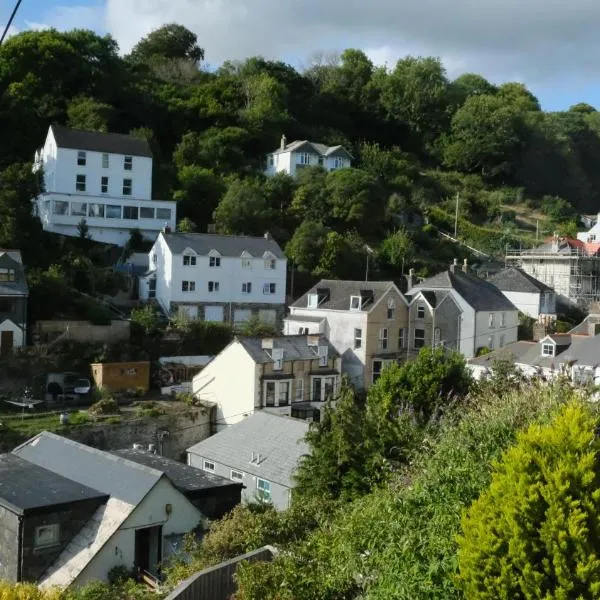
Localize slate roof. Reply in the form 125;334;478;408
187;412;310;488
239;335;339;364
410;269;516;312
291;279;400;311
162;232;285;259
112;449;241;493
468;341;558;370
270;139;352;158
51;124;152;158
487;267;553;293
13;432;163;505
0;454;107;515
0;250;28;296
569;314;600;336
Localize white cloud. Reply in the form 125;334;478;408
26;4;106;33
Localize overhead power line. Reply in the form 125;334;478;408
0;0;23;46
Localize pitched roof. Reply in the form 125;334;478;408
410;269;516;312
187;412;309;488
161;232;285;259
238;334;339;364
468;341;554;369
487;267;553;293
13;432;162;505
0;454;107;515
271;139;352;158
291;279;401;312
0;250;28;296
111;449;241;493
50;124;152;158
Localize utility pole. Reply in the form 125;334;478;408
1;0;23;45
454;192;460;238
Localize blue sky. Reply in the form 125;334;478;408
3;0;600;112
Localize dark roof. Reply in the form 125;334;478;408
487;267;553;293
422;291;439;308
161;232;285;259
411;269;516;312
291;279;400;311
51;124;152;158
0;454;107;515
111;449;242;493
0;251;28;296
239;335;340;364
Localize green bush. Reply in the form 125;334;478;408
89;398;119;416
68;411;90;426
457;402;600;599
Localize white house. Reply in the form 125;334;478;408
0;250;28;354
141;231;287;326
192;334;342;431
578;213;600;243
408;260;519;358
487;267;557;321
33;124;176;246
265;135;352;177
284;280;408;389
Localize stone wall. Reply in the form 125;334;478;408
0;505;19;581
33;320;130;344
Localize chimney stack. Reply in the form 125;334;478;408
450;258;458;273
264;231;272;240
552;232;559;253
462;258;468;273
407;268;414;291
280;134;287;151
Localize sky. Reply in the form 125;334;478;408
3;0;600;111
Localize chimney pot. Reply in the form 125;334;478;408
462;258;468;273
280;134;287;151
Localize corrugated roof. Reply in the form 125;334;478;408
51;124;152;158
0;454;107;515
291;279;400;312
187;412;309;488
161;232;286;259
13;432;162;505
411;269;516;312
487;267;553;293
239;335;340;364
0;250;28;296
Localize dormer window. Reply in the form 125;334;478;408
541;343;555;357
272;348;284;371
307;294;318;308
0;268;15;282
387;299;396;320
209;256;221;267
183;254;196;266
264;258;276;269
350;296;361;311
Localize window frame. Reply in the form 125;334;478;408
203;460;215;472
350;296;361;311
75;174;86;192
231;469;243;481
398;327;406;349
208;281;220;293
354;328;362;349
414;328;425;349
378;327;389;350
257;478;271;501
183;255;197;266
242;282;252;294
263;283;276;295
416;304;425;319
209;256;221;268
101;176;109;194
77;151;86;166
34;523;60;549
242;257;252;269
102;153;109;168
181;280;196;292
122;178;132;196
295;378;304;402
489;313;496;328
541;343;555;357
123;205;139;220
124;155;133;171
264;258;276;269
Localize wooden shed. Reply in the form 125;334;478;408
90;361;150;392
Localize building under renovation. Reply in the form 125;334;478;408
505;235;600;307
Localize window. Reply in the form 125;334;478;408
88;203;104;218
182;281;195;292
123;206;139;220
124;155;133;170
387;302;395;320
278;381;290;406
53;200;69;215
77;151;86;166
0;269;15;282
312;376;336;401
208;281;220;292
106;204;121;218
488;336;494;350
398;328;406;349
121;367;137;376
264;258;276;269
76;174;86;192
71;202;87;217
272;349;284;371
307;294;318;308
500;312;506;328
268;155;274;167
350;296;361;311
148;278;156;299
542;343;555;357
295;378;304;402
499;334;505;348
354;328;362;349
34;524;60;548
378;328;388;350
242;258;252;268
100;176;109;194
102;153;109;168
257;478;271;502
263;283;276;295
417;304;425;319
231;470;243;481
209;256;221;267
372;360;383;384
183;255;196;266
156;208;172;220
318;156;324;166
414;328;425;349
242;282;252;294
140;206;154;219
334;156;344;169
298;327;309;335
299;152;310;165
122;178;132;196
265;381;276;406
489;313;495;328
203;460;215;472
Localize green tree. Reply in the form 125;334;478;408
129;23;204;65
450;73;497;106
130;305;162;338
315;230;369;279
177;217;197;232
285;220;329;273
290;166;329;222
457;402;600;599
214;178;272;235
67;96;115;132
379;229;414;271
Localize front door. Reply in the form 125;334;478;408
0;330;13;357
134;525;163;577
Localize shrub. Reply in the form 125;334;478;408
68;411;90;426
89;398;120;416
107;564;135;585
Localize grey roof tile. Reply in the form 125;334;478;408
187;412;309;488
487;267;553;293
239;335;339;364
270;140;352;158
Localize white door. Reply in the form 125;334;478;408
204;306;224;322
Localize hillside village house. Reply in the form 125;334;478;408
5;432;241;588
265;135;352;177
0;250;28;355
33;124;176;246
408;260;519;358
487;267;557;322
192;334;341;431
284;280;408;389
188;412;309;510
140;231;287;326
